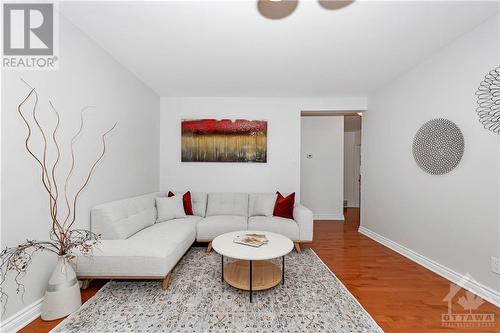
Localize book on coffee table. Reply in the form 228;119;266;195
233;233;269;247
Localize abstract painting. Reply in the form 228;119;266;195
181;119;267;162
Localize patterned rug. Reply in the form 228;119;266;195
52;248;382;333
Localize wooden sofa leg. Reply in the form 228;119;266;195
206;241;212;253
294;242;302;253
80;279;92;290
162;273;172;290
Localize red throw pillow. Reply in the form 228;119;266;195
273;192;295;219
167;191;193;215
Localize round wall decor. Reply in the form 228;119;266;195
412;118;464;175
476;66;500;134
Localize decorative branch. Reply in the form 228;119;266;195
0;80;113;313
31;89;55;207
48;101;61;219
19;79;59;234
67;122;117;231
17;88;61;243
17;86;55;200
0;240;59;314
63;106;95;228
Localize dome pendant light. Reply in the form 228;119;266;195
257;0;299;20
257;0;354;20
319;0;354;10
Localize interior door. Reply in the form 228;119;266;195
353;144;361;207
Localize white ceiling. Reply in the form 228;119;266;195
60;1;498;97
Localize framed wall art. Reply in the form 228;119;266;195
181;119;267;163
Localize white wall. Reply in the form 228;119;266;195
1;16;160;323
301;117;344;220
361;14;500;303
344;130;361;207
160;97;366;197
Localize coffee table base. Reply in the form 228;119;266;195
223;260;282;291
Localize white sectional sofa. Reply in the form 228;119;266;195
76;191;313;289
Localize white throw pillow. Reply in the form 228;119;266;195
156;196;186;222
251;193;277;217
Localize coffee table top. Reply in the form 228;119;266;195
212;230;294;261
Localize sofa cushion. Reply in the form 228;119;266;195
206;193;249;217
168;191;193;215
131;216;200;257
273;192;295;219
156;196;186;222
248;216;299;241
196;215;247;241
76;238;178;277
249;193;277;217
91;192;161;240
170;191;207;217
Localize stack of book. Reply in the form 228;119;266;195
233;233;269;248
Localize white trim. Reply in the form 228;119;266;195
309;249;384;333
0;298;43;333
314;213;345;221
358;226;500;307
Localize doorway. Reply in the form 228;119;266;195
343;115;362;208
300;112;362;221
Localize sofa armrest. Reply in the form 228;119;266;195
293;204;313;241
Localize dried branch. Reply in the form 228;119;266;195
17;87;55;202
67;122;117;231
47;101;66;241
48;101;61;218
65;230;100;256
1;80;112;314
0;240;59;313
63;106;95;228
17;87;62;244
19;80;59;230
31;90;54;201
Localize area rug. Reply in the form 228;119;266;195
52;248;382;333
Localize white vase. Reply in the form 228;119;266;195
41;256;82;321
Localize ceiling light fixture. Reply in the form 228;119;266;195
319;0;354;10
258;0;354;20
257;0;299;20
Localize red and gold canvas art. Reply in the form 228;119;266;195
181;119;267;162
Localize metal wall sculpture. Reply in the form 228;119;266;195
412;118;464;175
476;66;500;134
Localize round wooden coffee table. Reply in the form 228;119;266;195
212;230;294;302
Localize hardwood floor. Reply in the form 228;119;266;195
304;208;499;333
21;208;498;332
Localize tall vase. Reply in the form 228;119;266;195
41;256;82;321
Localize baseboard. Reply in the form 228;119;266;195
314;213;345;221
0;297;43;333
358;226;500;307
